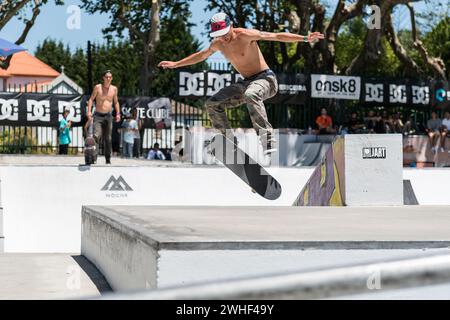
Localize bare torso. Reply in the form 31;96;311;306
214;28;270;78
94;84;117;113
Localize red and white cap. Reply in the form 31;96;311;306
210;12;232;38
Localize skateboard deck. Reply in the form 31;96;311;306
84;136;97;165
210;134;282;200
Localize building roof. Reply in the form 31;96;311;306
0;51;60;78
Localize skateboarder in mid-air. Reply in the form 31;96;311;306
159;12;324;156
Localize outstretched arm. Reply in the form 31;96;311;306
158;43;217;69
244;29;324;43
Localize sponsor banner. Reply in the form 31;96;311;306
361;79;431;107
177;70;308;104
362;79;386;105
430;80;450;109
0;93;172;128
410;80;430;106
270;72;308;104
311;74;361;100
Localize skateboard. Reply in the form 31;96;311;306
209;134;282;200
84;136;97;165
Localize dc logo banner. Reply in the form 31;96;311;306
206;72;233;96
178;71;205;97
0;98;19;121
27;100;51;122
411;85;429;105
58;101;82;123
389;84;407;104
364;83;384;103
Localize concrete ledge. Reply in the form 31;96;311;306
81;207;159;291
82;205;450;249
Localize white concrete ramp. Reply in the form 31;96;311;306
0;159;311;252
81;205;450;292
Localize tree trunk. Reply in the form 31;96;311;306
141;0;161;94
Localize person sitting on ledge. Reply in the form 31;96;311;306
147;143;166;160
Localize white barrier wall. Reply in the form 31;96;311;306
0;165;311;253
344;134;403;206
189;128;332;167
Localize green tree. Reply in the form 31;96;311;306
424;17;450;76
152;1;206;97
35;39;72;73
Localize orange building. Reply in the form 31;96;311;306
0;51;83;94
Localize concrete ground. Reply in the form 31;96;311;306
0;154;197;167
0;254;111;299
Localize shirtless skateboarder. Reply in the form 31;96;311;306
87;70;121;164
159;12;324;155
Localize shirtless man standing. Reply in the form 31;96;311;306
159;12;324;155
87;70;121;164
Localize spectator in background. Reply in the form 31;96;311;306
426;111;442;153
403;114;419;136
58;109;72;155
440;111;450;152
121;112;138;158
147;143;166;160
392;112;404;133
112;121;121;157
347;112;365;134
315;108;336;134
374;112;387;134
364;110;377;133
385;114;394;133
131;107;143;158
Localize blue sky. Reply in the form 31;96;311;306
0;0;445;65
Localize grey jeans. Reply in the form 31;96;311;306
205;70;278;137
93;112;113;160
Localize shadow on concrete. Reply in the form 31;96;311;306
71;255;112;294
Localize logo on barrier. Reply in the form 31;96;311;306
101;176;133;198
27;100;51;122
362;147;386;159
0;99;19;121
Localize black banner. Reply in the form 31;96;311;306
360;78;436;107
0;93;172;128
177;70;449;109
177;70;308;104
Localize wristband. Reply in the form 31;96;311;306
303;33;309;43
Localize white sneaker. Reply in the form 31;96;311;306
440;147;445;153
